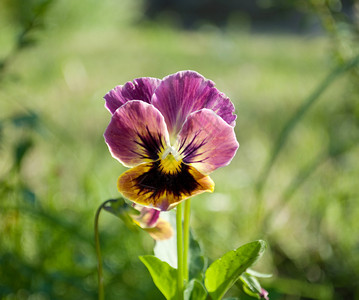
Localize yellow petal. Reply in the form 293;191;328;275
117;161;214;211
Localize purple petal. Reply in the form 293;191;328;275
131;204;160;228
176;109;239;175
104;100;169;167
152;71;236;137
104;77;161;114
260;288;269;300
130;204;173;240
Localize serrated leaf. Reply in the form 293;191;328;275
204;240;266;300
139;255;177;300
189;230;206;281
184;279;207;300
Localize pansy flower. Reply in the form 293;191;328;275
104;71;239;211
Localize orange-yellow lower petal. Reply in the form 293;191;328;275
117;161;214;211
143;219;174;240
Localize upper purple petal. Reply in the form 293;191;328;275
151;71;236;137
176;109;239;175
104;100;169;167
104;77;161;114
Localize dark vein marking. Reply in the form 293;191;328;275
133;126;165;160
132;161;200;201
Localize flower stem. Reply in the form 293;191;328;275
183;199;191;283
95;200;115;300
176;203;183;300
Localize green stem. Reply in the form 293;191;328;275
183;199;191;283
95;200;115;300
176;203;183;300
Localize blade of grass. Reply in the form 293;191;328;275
260;137;359;231
281;137;359;203
256;55;359;197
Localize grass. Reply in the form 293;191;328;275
1;0;359;299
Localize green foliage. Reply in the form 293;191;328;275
188;230;207;281
0;0;55;78
11;111;40;129
14;138;33;170
239;273;263;298
4;0;54;28
205;241;266;300
184;279;207;300
142;239;267;300
139;255;178;300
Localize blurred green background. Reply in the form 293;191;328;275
1;0;359;299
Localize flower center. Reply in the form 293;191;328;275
159;146;182;174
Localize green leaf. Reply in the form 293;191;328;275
204;240;266;300
139;255;177;300
240;273;262;295
239;271;271;299
246;269;272;278
242;283;260;299
189;230;206;281
184;279;207;300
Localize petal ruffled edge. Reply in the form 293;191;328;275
152;70;237;138
104;77;161;114
176;109;239;175
104;100;170;168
